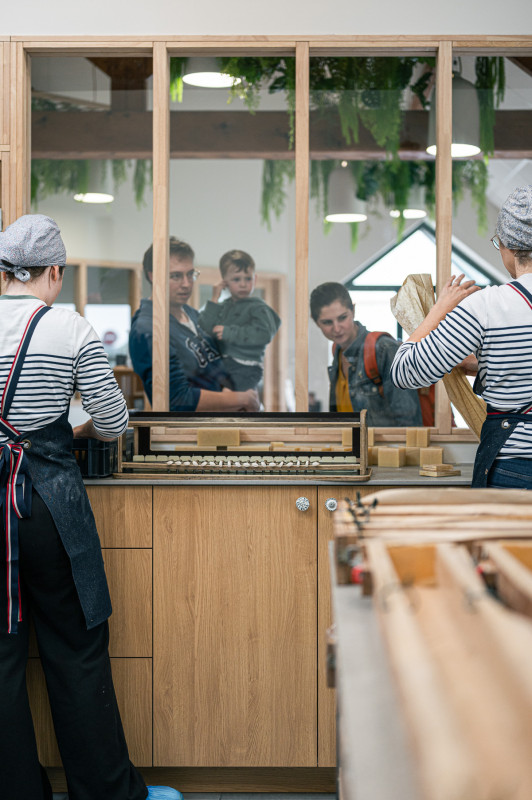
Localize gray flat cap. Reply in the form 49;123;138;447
496;186;532;251
0;214;66;282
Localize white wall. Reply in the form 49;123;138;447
2;0;532;37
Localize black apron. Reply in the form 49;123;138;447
0;304;111;633
471;279;532;488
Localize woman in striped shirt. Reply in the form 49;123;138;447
391;185;532;489
0;216;180;800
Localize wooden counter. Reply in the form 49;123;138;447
30;472;471;792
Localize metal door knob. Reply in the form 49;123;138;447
325;498;338;512
296;496;310;511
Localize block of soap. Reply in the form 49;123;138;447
270;442;286;450
368;446;380;466
378;447;406;468
416;428;431;448
406;428;418;447
420;464;461;477
132;455;145;462
145;455;157;462
342;428;353;447
405;447;420;466
197;428;240;447
367;427;375;447
419;447;443;466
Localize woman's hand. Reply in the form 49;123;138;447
434;274;481;315
408;275;481;343
212;325;224;340
239;389;260;412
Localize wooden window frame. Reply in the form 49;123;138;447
5;35;532;440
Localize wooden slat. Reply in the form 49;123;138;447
32;109;532;161
151;42;169;411
295;42;309;412
435;41;453;436
73;262;87;315
102;549;152;657
85;485;152;547
485;542;532;619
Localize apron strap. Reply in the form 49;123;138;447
0;303;50;633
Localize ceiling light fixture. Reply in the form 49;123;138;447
390;185;427;220
426;69;481;159
74;162;114;204
325;166;367;223
182;57;242;89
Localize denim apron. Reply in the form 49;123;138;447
0;304;112;633
471;280;532;488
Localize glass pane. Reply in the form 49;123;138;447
451;54;529;427
308;54;437;426
31;55;153;397
162;54;294;412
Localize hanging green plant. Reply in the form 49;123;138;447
475;56;506;156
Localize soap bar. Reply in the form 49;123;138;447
416;428;431;447
420;463;461;477
197;428;240;447
378;447;406;468
341;428;353;447
367;427;375;447
419;447;443;466
405;447;420;466
405;428;418;447
368;446;380;465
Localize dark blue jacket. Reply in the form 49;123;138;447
129;300;233;411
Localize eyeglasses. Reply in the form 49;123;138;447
491;235;500;251
169;269;201;283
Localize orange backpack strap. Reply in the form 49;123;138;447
363;331;393;397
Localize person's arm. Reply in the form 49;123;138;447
198;300;223;334
196;387;260;412
391;279;485;391
407;274;481;342
221;304;281;347
74;325;128;440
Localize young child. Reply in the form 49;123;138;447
198;250;281;391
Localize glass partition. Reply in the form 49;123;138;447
307;54;438;425
30;55;153;403
166;54;294;412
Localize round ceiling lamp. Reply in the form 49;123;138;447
182;57;242;89
74;162;114;204
390;185;427;220
325;166;367;223
426;74;481;158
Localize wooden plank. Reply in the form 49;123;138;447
151;42;169;411
153;485;317;767
435;41;453;437
295;42;309;412
73;261;87;315
86;485;152;547
47;766;336;794
102;549;152;657
485;542;532;619
31;109;532;160
366;539;477;800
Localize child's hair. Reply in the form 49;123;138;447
219;249;255;279
310;282;353;322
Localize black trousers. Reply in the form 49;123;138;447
0;490;148;800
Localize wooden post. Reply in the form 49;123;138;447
151;42;170;411
435;41;453;435
295;41;309;412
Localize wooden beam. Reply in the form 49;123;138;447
31;109;532;161
295;42;309;412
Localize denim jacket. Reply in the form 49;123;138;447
328;322;423;427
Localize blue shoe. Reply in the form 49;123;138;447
147;787;184;800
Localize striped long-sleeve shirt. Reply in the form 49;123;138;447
390;273;532;459
0;296;128;444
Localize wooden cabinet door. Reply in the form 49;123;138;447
153;485;318;767
86;486;152;548
317;485;381;767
